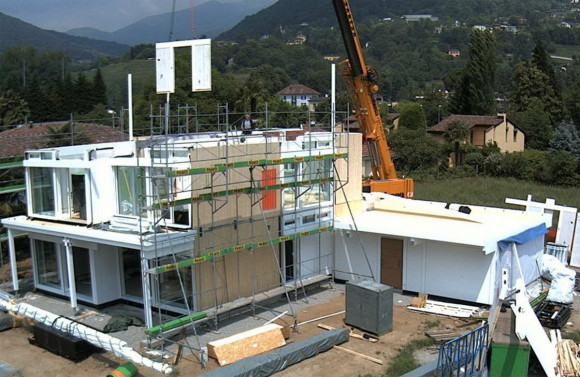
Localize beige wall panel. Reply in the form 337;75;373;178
335;132;362;207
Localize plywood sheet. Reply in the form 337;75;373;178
207;324;286;366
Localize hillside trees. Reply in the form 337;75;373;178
450;29;497;115
0;90;28;126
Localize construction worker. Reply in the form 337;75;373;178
240;114;259;135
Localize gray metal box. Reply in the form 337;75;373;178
345;279;393;335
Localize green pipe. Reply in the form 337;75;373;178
145;312;207;336
107;362;138;377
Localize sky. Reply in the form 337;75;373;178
0;0;199;32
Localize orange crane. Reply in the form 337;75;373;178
332;0;414;198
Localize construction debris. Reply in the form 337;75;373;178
407;300;480;318
207;324;286;366
552;329;580;377
425;329;462;342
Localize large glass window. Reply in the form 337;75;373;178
72;247;92;298
300;160;332;206
155;255;193;310
122;248;143;298
116;167;146;216
30;168;55;216
34;240;61;289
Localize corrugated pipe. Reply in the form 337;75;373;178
0;298;173;375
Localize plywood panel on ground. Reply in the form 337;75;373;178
207;323;286;366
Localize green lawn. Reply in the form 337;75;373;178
414;176;580;210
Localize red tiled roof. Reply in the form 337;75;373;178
428;114;504;133
277;84;320;96
0;122;127;158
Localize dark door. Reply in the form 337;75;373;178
380;238;403;289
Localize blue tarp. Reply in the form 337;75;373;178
497;223;548;251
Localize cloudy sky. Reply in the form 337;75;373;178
0;0;197;32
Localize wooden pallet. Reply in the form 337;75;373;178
425;329;462;342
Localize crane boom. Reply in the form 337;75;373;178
332;0;414;198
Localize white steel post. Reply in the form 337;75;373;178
128;73;134;141
7;229;18;293
331;64;336;131
63;238;77;310
141;254;153;328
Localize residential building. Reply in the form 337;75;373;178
427;114;525;161
277;84;321;111
447;49;461;57
402;15;439;22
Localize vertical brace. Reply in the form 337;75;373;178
7;229;18;294
63;238;77;311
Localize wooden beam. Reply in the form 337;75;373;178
333;345;383;365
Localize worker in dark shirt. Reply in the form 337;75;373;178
241;114;259;135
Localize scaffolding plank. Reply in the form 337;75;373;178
0;161;23;170
0;184;25;194
167;153;348;177
207;324;286;366
152;226;333;274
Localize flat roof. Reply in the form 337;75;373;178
335;195;545;254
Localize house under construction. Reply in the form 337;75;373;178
1;109;360;330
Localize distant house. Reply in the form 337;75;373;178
323;55;340;62
277;84;321;111
473;25;488;31
447;49;461;57
499;25;518;33
428;114;524;164
403;14;439;22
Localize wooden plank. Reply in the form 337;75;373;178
207;324;286;366
333;345;383;365
425;329;461;342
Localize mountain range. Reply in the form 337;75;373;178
0;12;128;59
65;0;276;46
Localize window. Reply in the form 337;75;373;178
34;240;61;289
30;168;55;216
513;130;518;142
116;167;146;217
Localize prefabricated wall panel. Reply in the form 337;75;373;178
194;218;280;310
92;245;122;304
300;232;333;278
334;133;362;218
404;241;495;305
335;231;381;282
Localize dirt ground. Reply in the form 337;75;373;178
0;294;477;377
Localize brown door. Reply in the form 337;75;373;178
380;238;403;289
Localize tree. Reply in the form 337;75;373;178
531;42;563;122
450;29;497;115
389;128;443;174
443;120;470;166
0;90;29;126
235;76;270;113
91;68;107;107
397;102;426;130
510;61;562;124
509;98;553;150
550;121;580;160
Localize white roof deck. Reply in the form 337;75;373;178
335;194;545;254
2;216;196;257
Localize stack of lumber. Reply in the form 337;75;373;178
557;339;580;377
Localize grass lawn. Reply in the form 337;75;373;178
414;176;580;210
